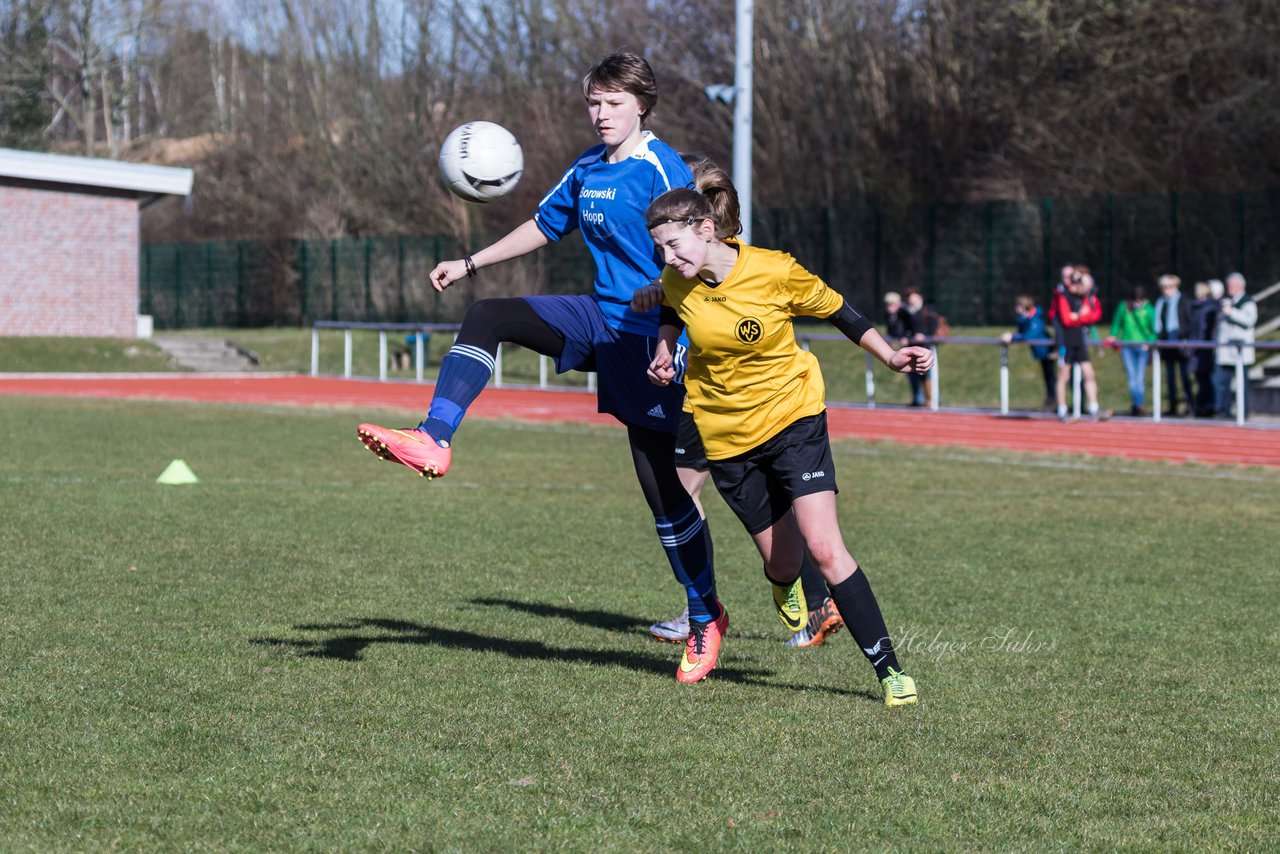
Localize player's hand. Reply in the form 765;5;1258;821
648;343;675;386
631;283;663;313
890;345;934;374
428;259;469;293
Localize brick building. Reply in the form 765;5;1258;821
0;148;192;338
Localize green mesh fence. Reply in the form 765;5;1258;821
141;190;1280;329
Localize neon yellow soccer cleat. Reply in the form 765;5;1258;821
880;667;919;707
770;575;806;633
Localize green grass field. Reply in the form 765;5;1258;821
1;395;1276;851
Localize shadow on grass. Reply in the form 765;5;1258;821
256;609;875;696
253;616;770;685
468;596;653;632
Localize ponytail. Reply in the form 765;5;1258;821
654;153;743;239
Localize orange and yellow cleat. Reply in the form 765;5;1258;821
357;423;452;479
676;604;729;684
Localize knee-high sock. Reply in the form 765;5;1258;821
828;568;901;680
799;551;828;611
420;344;494;443
655;502;718;623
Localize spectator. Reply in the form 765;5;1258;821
1188;281;1221;417
883;291;923;405
1001;294;1056;408
903;287;937;406
1106;285;1156;416
1213;273;1258;419
1153;274;1194;416
1052;267;1110;422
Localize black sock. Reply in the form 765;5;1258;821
798;552;827;611
827;568;901;680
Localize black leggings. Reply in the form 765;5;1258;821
456;297;690;518
455;297;564;359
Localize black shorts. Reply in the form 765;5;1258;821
673;411;708;471
708;412;838;536
1061;342;1090;365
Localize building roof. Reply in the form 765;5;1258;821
0;147;193;196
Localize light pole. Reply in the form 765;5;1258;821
733;0;754;245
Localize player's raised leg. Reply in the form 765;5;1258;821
358;297;564;478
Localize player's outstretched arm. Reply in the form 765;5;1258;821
428;219;549;292
858;326;935;374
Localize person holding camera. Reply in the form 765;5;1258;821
1052;266;1110;422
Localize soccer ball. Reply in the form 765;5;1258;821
438;121;523;203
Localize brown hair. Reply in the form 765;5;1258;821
582;53;658;123
1015;295;1035;312
646;155;742;239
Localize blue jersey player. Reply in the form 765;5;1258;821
357;53;729;683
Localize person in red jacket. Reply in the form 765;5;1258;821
1052;267;1111;422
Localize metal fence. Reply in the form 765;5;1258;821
142;188;1280;329
313;317;1276;427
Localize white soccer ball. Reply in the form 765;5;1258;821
438;121;524;203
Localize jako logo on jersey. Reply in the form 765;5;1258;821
735;317;764;344
801;470;826;481
705;295;726;302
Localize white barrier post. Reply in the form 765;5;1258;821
343;329;353;379
539;354;549;388
415;333;425;383
310;327;319;377
864;351;876;409
1072;363;1082;419
587;372;597;392
378;331;388;382
1152;346;1162;423
494;344;503;387
929;345;939;411
1235;345;1246;426
999;343;1009;416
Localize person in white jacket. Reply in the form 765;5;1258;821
1213;272;1258;418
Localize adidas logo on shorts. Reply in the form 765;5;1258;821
647;404;665;418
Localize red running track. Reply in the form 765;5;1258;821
1;373;1277;468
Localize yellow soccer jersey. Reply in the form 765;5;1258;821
661;241;844;459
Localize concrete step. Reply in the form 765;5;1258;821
1249;374;1280;415
151;337;259;372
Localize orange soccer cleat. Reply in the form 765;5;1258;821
676;604;729;684
357;423;452;479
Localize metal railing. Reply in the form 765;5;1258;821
312;320;1272;427
309;320;596;391
793;332;1276;427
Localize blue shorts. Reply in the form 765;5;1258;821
523;294;686;434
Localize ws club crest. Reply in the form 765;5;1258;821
735;317;764;344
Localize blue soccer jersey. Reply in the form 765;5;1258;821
534;131;693;336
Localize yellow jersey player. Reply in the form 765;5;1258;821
644;177;932;706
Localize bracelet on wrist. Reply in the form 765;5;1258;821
464;256;477;278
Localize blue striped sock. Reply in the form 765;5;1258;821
655;502;718;623
420;344;494;443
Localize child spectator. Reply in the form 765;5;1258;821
1001;295;1055;409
